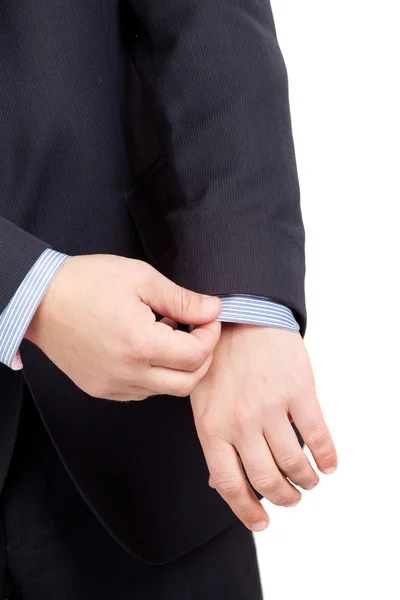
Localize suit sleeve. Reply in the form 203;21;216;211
127;0;307;334
0;217;51;314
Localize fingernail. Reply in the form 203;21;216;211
202;295;220;317
250;520;269;532
323;465;337;474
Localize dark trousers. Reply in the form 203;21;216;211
0;393;263;600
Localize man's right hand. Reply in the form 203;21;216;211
25;255;222;401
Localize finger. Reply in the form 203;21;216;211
202;438;270;532
144;351;214;397
263;412;319;490
290;396;338;474
98;386;155;402
159;317;178;330
139;268;222;324
147;320;221;371
236;434;302;507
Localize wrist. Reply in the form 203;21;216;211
24;291;49;345
220;322;263;335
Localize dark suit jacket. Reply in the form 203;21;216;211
0;0;306;564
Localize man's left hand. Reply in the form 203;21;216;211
190;323;337;532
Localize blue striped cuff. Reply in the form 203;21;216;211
0;249;70;369
216;294;299;332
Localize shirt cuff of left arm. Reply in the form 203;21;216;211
216;294;300;332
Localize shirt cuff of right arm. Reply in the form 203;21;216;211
0;249;70;370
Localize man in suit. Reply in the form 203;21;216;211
0;0;337;598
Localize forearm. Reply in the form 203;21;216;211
128;0;306;332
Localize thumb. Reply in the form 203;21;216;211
141;269;222;325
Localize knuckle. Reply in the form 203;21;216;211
175;286;195;315
215;476;246;498
173;381;195;398
134;338;156;364
278;453;304;473
252;475;299;507
320;449;337;465
186;350;207;372
198;415;221;438
119;335;144;364
252;475;280;495
259;481;298;507
307;427;327;449
239;507;265;524
120;346;136;366
234;411;258;436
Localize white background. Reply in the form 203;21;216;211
256;2;400;598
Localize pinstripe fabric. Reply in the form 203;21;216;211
217;294;299;331
0;251;299;372
0;249;70;371
0;0;305;567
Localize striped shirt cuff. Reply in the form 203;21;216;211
216;294;300;331
0;249;70;370
188;295;300;333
